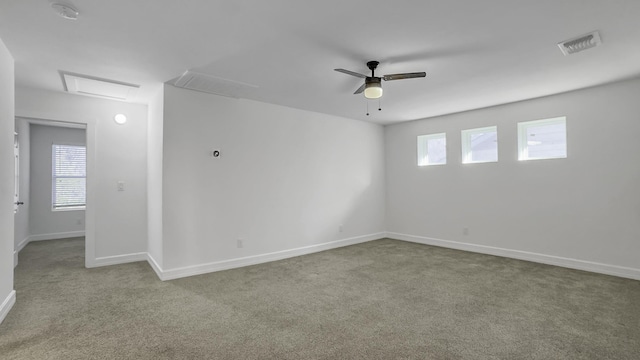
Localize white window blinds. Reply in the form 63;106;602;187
52;144;86;209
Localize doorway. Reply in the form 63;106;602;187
13;117;90;268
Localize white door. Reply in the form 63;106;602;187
13;132;19;268
14;132;21;212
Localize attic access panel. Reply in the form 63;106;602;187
61;72;139;101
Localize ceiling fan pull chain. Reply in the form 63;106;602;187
366;100;370;116
378;99;382;111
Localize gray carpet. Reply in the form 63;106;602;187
0;237;639;359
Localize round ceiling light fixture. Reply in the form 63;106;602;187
51;3;79;20
114;114;127;125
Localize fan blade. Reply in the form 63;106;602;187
353;83;366;94
335;68;367;78
383;72;426;81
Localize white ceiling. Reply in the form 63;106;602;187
1;0;640;125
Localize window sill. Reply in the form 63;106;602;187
52;206;86;212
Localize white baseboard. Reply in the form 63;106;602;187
87;252;148;268
29;231;85;242
16;236;30;252
156;232;386;281
387;232;640;281
0;290;16;325
146;253;164;280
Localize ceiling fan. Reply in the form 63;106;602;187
334;61;426;99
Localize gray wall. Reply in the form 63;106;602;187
29;124;86;240
385;77;640;279
147;85;164;269
16;87;148;266
159;85;386;275
0;37;15;323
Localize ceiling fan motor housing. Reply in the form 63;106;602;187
365;77;381;86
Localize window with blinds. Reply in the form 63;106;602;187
52;144;86;210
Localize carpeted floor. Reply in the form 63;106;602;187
0;237;639;359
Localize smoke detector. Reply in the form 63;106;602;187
557;31;602;56
51;3;79;20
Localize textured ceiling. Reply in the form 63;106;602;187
1;0;640;124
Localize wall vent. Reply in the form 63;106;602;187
557;31;602;56
61;72;139;101
173;70;258;98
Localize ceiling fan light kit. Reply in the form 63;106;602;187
364;77;383;99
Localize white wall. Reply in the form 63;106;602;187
160;85;386;276
29;124;85;240
15;87;148;266
14;118;30;255
385;77;640;279
0;37;16;324
147;85;164;270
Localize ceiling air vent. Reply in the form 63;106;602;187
61;72;139;101
173;70;258;98
557;31;602;56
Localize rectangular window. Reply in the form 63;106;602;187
518;117;567;161
417;133;446;166
52;144;86;210
461;126;498;164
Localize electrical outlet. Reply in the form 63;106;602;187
339;224;344;233
236;238;244;248
117;181;125;191
463;227;469;236
76;219;83;225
